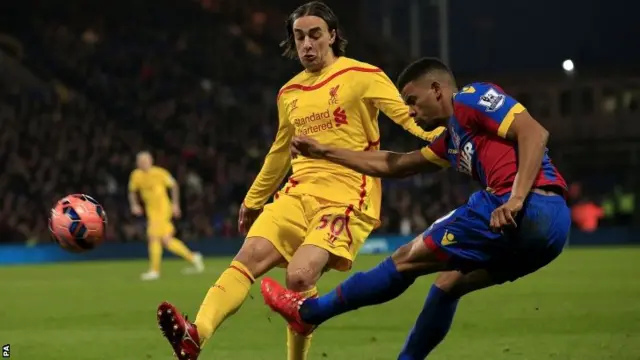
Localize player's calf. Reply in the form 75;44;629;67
194;237;283;343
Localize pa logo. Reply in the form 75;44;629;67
2;344;9;358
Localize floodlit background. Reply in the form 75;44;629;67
0;0;638;359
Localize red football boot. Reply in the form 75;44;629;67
260;277;316;336
157;302;201;360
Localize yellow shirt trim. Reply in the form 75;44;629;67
420;147;450;168
497;103;526;138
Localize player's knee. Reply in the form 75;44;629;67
285;266;319;292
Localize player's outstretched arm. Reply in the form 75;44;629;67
291;136;440;178
243;101;294;210
128;171;143;216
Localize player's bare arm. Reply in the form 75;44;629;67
291;135;440;178
170;181;181;218
240;116;293;233
505;110;549;199
128;189;143;216
490;110;549;229
239;139;291;233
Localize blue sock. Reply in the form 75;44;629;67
300;257;416;325
398;285;459;360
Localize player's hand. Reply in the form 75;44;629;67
131;204;143;216
172;204;182;218
490;196;524;231
238;203;262;234
290;136;327;159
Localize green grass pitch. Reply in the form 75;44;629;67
1;247;639;359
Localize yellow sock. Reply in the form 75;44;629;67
287;287;318;360
149;240;163;273
165;237;195;262
194;261;254;344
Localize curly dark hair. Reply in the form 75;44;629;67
280;1;348;59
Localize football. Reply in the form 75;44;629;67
49;194;108;252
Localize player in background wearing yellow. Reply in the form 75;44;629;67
129;151;204;281
156;2;444;359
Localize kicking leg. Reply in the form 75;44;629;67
194;237;284;341
157;193;309;359
158;237;284;360
262;234;448;330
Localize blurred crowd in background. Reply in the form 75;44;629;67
0;0;638;244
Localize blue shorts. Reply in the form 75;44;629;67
422;190;571;283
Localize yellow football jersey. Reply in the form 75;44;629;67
128;166;175;215
243;57;444;221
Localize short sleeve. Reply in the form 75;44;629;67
128;171;139;192
419;132;450;168
456;84;526;138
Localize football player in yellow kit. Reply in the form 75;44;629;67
129;151;204;280
156;2;444;359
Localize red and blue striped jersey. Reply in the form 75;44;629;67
420;82;568;198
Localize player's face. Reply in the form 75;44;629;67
292;16;336;72
401;81;449;130
136;155;152;171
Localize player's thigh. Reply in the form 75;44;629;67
244;193;307;265
486;242;566;284
487;194;571;284
390;234;450;275
233;237;286;278
303;204;376;272
420;202;510;275
147;217;175;239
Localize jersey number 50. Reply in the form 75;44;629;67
317;213;353;243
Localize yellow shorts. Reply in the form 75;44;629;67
147;211;175;238
246;193;377;271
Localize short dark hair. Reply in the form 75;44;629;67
280;1;348;59
396;57;455;90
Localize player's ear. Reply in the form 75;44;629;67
328;29;336;45
431;81;442;100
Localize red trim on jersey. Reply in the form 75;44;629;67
364;138;381;151
351;138;380;213
284;177;299;194
344;205;355;248
357;175;367;211
277;67;382;100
